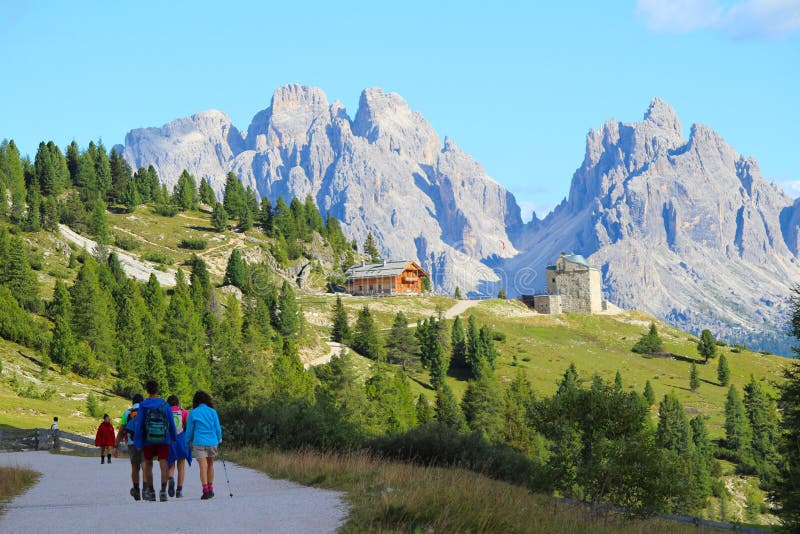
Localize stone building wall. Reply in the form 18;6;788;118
546;256;603;314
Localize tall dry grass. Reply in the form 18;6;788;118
232;448;709;533
0;466;39;512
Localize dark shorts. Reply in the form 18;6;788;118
129;446;142;466
142;444;170;461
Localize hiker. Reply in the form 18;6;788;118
166;395;191;498
129;380;177;502
185;390;222;500
94;414;116;464
114;393;143;500
50;416;59;450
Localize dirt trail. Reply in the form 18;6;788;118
60;225;176;287
0;451;346;534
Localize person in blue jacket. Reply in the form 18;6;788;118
128;380;177;502
185;390;222;500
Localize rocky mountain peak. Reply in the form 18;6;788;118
353;87;441;164
644;97;682;136
246;84;331;151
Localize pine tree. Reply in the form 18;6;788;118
435;384;466;431
259;197;273;235
223;172;245;219
725;384;752;454
697;329;717;363
50;315;77;374
614;370;624;391
352;305;384;360
776;357;800;527
70;259;116;360
689;362;700;391
501;370;537;453
450;315;468;370
277;280;299;338
657;392;693;454
161;270;205;397
303;194;323;234
141;273;166;323
632;322;663;354
497;287;507;299
454;286;462;300
427;332;448;389
199;177;216;205
223;249;247;288
744;375;780;465
385;311;417;366
3;236;40;312
330;295;350;343
4;140;27;223
48;279;72;323
188;255;211;311
122;179;141;213
271;339;314;401
89;197;110;244
114;281;147;380
143;345;169;392
365;363;417;434
416;393;433;425
93;142;112;199
462;373;503;439
644;380;656;405
717;353;731;386
363;232;380;262
212;201;228;232
465;315;482;376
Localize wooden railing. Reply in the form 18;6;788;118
0;428;96;454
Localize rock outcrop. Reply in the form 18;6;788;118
504;98;799;351
122;84;522;293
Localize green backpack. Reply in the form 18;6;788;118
144;401;169;444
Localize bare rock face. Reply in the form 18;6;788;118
505;98;799;351
121;84;522;294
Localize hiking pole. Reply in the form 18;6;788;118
219;445;233;498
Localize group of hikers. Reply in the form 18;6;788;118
91;380;222;502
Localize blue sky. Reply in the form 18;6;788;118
1;0;798;221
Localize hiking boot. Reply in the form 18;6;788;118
209;490;214;498
201;491;211;500
159;489;168;502
168;477;175;497
142;486;156;502
130;487;141;501
175;488;183;498
101;457;105;464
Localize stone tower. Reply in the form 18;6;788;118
543;253;602;314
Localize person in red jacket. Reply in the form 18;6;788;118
95;414;116;464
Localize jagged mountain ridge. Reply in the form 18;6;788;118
120;87;800;354
504;98;799;352
122;84;522;294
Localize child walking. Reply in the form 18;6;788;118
94;414;116;464
184;391;222;500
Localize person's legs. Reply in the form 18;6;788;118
142;445;156;501
198;457;208;486
129;448;142;501
157;445;170;501
100;446;105;463
177;458;185;488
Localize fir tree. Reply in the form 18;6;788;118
48;279;72;323
188;255;211;311
718;353;730;386
365;364;417;434
435;384;466;431
643;380;656;405
454;286;462;299
122;179;141;213
223;172;245;219
416;393;433;425
70;259;117;359
776;352;800;527
744;375;780;465
271;339;314;401
50;315;77;374
689;362;700;391
330;295;350;343
632;322;663;354
501;370;537;453
211;201;228;232
114;281;147;380
141;273;166;323
143;346;169;392
657;392;693;454
363;232;380;262
277;280;299;338
724;384;752;454
497;287;507;299
199;177;216;205
462;373;503;439
4;140;27;223
3;236;40;312
89;197;110;244
614;370;624;391
450;315;468;371
385;311;417;366
465;315;482;376
223;249;247;288
352;305;384;360
697;329;717;363
161;270;205;397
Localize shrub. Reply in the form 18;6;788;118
141;252;174;265
715;340;727;347
114;234;140;251
179;238;208;250
153;204;179;217
491;331;506;342
113;379;142;399
86;392;103;417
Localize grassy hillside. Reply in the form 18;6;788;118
0;337;129;434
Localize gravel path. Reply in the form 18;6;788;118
442;299;480;319
0;451;346;534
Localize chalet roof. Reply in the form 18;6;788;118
345;261;427;281
546;253;598;271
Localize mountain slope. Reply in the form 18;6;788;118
505;98;799;350
121;84;522;295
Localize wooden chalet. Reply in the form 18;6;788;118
344;261;429;296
